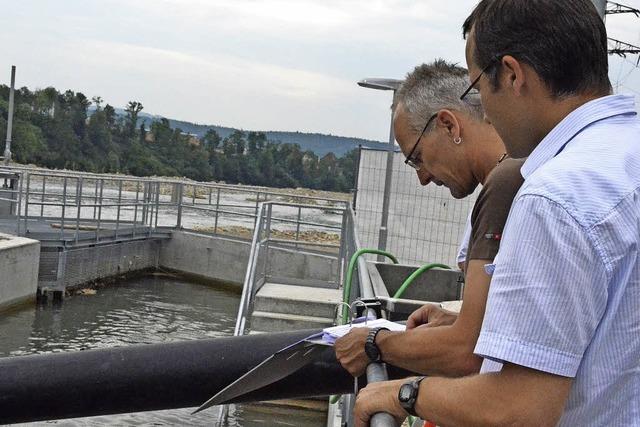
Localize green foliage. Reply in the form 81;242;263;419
0;85;356;192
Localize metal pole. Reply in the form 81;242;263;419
40;176;46;217
133;181;140;237
592;0;606;19
75;178;82;244
115;180;122;239
96;180;103;243
60;178;67;240
294;205;302;249
214;187;221;234
176;183;183;229
377;96;396;260
4;66;15;165
352;145;362;211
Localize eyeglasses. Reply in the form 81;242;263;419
404;113;437;171
459;57;501;106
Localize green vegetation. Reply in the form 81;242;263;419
0;85;357;192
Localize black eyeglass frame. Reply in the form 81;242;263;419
459;56;502;102
404;113;438;171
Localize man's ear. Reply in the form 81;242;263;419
501;55;526;96
436;110;461;139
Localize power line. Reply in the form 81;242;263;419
606;1;640;16
608;37;640;65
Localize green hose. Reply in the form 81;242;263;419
330;249;398;405
393;263;451;299
341;249;399;324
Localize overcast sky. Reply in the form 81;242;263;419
1;0;639;141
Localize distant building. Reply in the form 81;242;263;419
184;133;201;146
144;131;155;143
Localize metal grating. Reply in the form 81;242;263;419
62;240;160;288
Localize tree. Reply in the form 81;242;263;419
0;83;358;192
124;101;144;137
204;128;221;150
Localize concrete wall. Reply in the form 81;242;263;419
159;231;339;288
0;233;40;310
159;232;251;287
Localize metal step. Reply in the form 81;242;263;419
251;311;334;333
254;282;342;319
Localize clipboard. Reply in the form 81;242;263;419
192;334;329;414
193;302;404;414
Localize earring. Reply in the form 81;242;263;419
453;136;463;145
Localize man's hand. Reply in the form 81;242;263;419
354;379;410;427
406;303;458;329
334;327;370;377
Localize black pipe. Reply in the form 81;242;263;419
0;330;354;424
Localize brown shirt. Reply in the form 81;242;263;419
465;157;525;269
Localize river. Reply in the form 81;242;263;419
0;275;325;426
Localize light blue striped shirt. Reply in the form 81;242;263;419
474;94;640;425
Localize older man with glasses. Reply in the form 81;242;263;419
335;59;524;388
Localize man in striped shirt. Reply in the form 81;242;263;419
354;0;639;425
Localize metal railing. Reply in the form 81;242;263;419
231;200;347;336
0;165;349;247
219;201;348;426
227;203;396;427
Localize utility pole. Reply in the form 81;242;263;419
4;65;15;166
592;0;607;19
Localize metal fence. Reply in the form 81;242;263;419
354;147;478;266
0;166;349;248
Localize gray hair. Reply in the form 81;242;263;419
393;60;483;134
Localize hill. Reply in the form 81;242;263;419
130;111;387;157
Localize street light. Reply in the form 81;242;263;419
357;78;403;258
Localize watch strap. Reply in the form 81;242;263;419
365;327;389;363
399;376;426;417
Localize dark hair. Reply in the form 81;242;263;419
463;0;611;98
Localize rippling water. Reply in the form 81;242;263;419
0;275;325;426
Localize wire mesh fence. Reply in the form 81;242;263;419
354;147;478;266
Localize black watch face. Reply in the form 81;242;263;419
399;384;413;401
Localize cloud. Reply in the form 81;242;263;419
0;0;638;141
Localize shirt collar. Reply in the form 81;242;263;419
521;94;637;179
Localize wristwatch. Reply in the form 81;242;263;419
364;327;389;363
398;376;426;417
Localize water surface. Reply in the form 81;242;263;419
0;275;325;426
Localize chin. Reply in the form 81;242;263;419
449;187;471;200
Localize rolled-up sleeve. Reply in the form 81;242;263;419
474;195;608;377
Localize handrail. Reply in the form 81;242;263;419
216;202;268;426
0;165;350;205
338;207;398;427
0;168;347;250
233;202;267;337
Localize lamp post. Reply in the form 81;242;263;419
4;65;15;166
357;78;403;260
592;0;606;20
